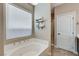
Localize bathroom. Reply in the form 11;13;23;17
0;3;51;56
0;3;79;56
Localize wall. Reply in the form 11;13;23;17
34;3;51;42
54;3;79;53
34;3;51;47
0;4;4;55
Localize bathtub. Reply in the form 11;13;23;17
4;38;48;56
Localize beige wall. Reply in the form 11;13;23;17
55;3;79;15
0;4;4;55
34;3;51;46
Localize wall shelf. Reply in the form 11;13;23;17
36;17;45;29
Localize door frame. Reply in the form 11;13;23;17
54;11;77;53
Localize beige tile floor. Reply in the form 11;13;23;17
40;46;78;56
52;47;77;56
40;48;51;56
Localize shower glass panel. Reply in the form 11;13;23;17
6;4;32;39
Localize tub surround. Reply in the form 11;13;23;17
4;38;48;56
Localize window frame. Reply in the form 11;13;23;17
3;3;35;44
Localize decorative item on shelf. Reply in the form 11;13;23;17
36;17;45;29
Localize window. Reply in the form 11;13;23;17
6;4;32;39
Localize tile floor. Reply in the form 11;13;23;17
52;47;77;56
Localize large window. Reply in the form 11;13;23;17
6;4;32;39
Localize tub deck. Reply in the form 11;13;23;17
4;38;48;56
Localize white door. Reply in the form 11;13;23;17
56;12;76;52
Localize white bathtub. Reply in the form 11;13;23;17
4;38;48;56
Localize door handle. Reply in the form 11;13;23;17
58;33;61;35
72;32;74;34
